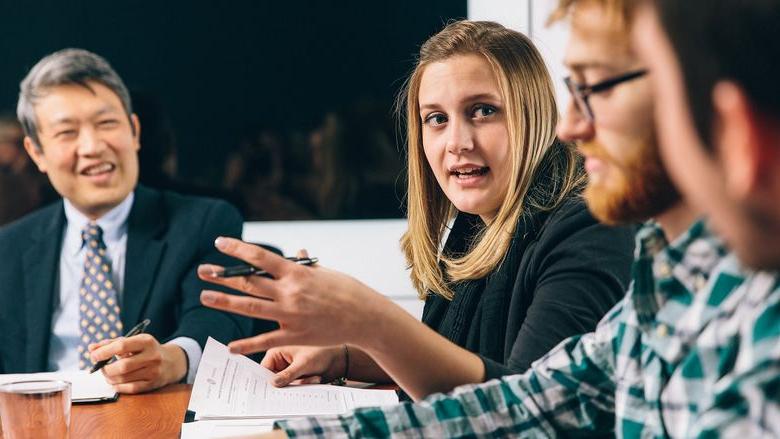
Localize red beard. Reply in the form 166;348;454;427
579;137;681;225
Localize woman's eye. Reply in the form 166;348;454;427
424;113;447;127
472;104;497;119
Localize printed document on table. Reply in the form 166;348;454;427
181;419;276;438
187;337;399;421
0;370;117;403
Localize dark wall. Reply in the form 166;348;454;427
0;0;466;183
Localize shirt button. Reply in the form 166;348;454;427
656;324;669;337
656;262;672;278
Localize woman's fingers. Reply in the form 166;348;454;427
295;375;323;385
197;264;278;299
199;239;381;351
214;237;290;278
271;360;317;387
295;249;310;259
260;348;302;373
200;291;282;320
227;330;294;355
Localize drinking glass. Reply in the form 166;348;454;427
0;380;71;439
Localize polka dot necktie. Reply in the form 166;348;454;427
77;222;123;370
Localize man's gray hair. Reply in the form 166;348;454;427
17;48;134;148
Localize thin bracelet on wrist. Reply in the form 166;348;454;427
331;344;349;386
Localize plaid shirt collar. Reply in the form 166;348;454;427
632;220;731;364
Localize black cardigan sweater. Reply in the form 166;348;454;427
422;197;635;380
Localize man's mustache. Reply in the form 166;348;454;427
577;141;613;164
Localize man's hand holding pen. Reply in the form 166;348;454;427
87;334;188;394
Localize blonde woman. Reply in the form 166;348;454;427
198;20;634;401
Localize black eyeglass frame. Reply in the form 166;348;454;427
564;69;648;122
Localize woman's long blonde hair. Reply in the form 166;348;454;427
399;20;584;300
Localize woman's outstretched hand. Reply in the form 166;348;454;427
197;237;390;355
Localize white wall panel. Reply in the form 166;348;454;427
243;220;424;319
467;0;570;111
467;0;529;34
530;0;570;112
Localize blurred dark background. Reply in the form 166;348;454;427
0;0;466;223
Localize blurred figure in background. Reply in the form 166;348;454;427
299;99;404;219
0;114;30;175
227;98;405;221
132;91;244;211
133;92;178;190
224;127;312;221
0;113;54;225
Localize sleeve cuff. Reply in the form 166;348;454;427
480;355;514;382
274;416;351;438
168;336;202;384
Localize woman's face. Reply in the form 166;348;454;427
418;54;511;222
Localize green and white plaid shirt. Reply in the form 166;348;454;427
276;221;780;438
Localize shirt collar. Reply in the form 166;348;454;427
631;218;729;328
653;219;727;294
63;192;135;256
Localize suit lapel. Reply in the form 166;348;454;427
22;204;65;371
122;186;167;327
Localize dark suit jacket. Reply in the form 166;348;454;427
0;185;252;373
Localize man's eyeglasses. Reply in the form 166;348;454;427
564;69;648;122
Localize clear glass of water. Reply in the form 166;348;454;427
0;380;71;439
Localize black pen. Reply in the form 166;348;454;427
89;318;151;374
217;257;319;278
